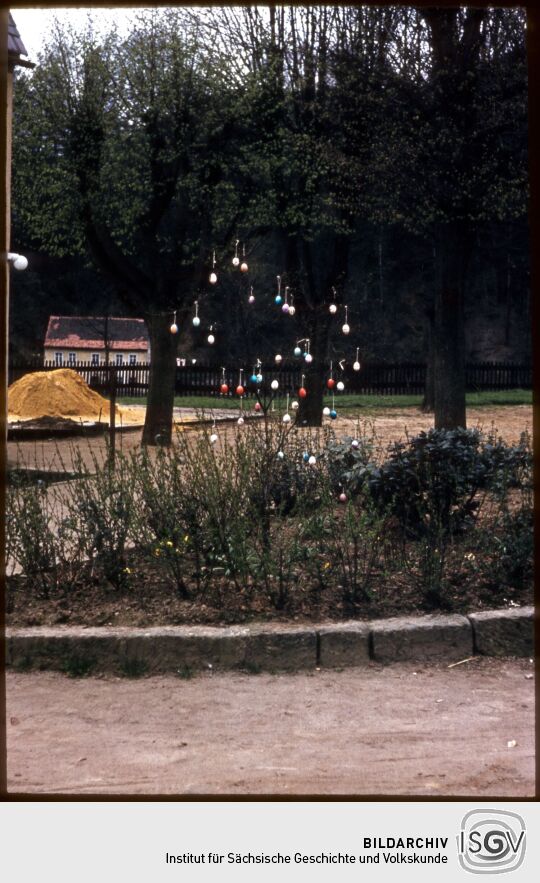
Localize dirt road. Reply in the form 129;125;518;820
6;658;534;796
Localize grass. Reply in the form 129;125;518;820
118;389;531;412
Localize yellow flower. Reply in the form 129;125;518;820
166;540;173;548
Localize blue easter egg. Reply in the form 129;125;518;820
330;409;337;420
302;452;309;462
250;374;258;384
275;295;283;305
294;347;302;357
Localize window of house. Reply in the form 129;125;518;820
115;353;124;365
54;352;63;366
129;354;137;365
68;352;76;365
91;353;100;366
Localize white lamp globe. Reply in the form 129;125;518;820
13;254;28;271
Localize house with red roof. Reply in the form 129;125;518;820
44;316;150;366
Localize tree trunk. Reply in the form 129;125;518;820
295;306;331;427
421;306;435;412
433;222;468;429
142;312;177;446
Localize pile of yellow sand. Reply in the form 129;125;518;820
8;368;132;424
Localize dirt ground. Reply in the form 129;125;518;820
6;658;535;796
7;404;531;473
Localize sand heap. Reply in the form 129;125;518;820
8;368;125;424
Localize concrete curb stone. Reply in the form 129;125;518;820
468;606;535;657
5;607;533;674
370;614;472;663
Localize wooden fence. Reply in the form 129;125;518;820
8;359;532;398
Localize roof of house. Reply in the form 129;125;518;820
8;13;33;67
45;316;150;352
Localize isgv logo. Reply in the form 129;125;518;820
458;809;526;874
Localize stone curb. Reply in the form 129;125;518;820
5;607;534;675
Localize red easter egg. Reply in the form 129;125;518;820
299;387;307;398
254;402;262;412
327;378;336;389
236;385;244;396
220;383;229;394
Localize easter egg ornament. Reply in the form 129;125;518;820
351;439;360;449
288;294;296;317
237;416;244;426
236;368;245;397
210;433;218;444
170;309;178;334
192;300;200;327
291;400;299;411
308;455;316;466
219;367;228;395
240;243;248;273
277;450;285;460
209;250;218;284
298;375;307;399
271;379;279;391
342;305;350;335
275;275;282;305
282;393;291;424
281;285;290;313
337;381;345;392
248;285;255;304
232;239;240;267
330;410;337;420
254;402;262;412
353;348;361;372
339;492;347;503
207;324;215;345
329;287;338;314
294;345;302;358
323;406;331;417
275;354;282;365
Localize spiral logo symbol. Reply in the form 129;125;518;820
458;810;526;874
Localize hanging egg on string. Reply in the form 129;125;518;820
304;352;313;364
327;378;335;390
219;367;228;395
275;274;282;306
277;451;285;460
248;285;255;304
291;400;299;411
353;347;361;371
351;439;360;449
207;325;215;345
281;302;289;313
275;354;282;364
282;285;290;313
302;452;310;463
271;379;279;391
342;305;350;335
330;409;337;420
339;492;347;503
250;373;258;384
288;294;295;317
283;413;291;424
240;243;248;272
299;387;307;398
329;286;338;314
336;381;345;392
209;249;217;284
237;416;244;426
192;300;200;327
256;373;263;383
323;406;331;417
232;239;240;267
308;455;316;466
170;310;178;334
254;402;262;412
210;433;218;444
236;385;244;395
294;346;302;357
